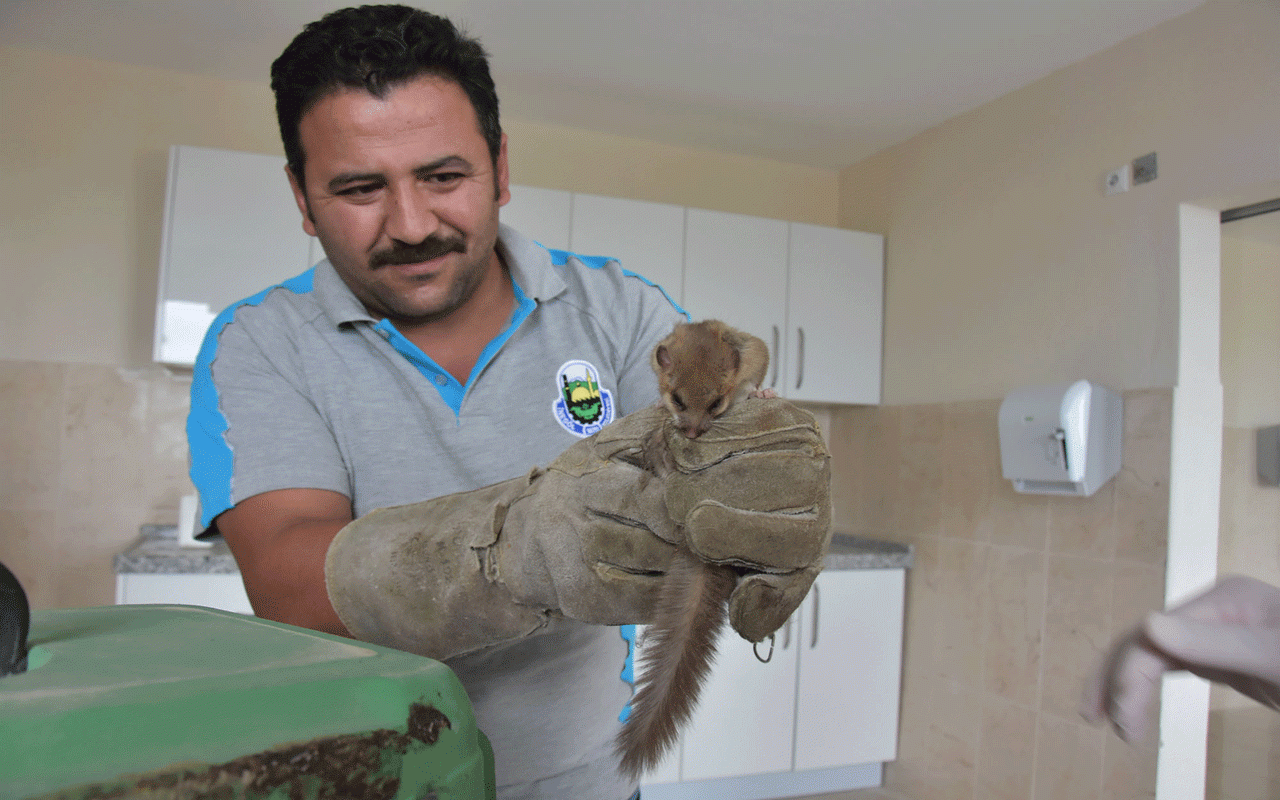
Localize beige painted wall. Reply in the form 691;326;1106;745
0;45;837;368
839;0;1280;405
1220;231;1280;430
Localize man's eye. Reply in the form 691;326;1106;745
427;172;466;184
336;183;380;196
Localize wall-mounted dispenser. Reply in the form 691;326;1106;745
998;380;1123;497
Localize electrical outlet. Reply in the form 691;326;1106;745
1132;152;1158;185
1105;164;1131;195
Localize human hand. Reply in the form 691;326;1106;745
1081;574;1280;742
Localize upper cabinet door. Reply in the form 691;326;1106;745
682;208;791;394
501;184;572;251
786;224;884;404
569;193;687;308
154;145;314;366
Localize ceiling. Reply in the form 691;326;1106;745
1;0;1206;169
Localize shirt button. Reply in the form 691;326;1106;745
434;374;448;386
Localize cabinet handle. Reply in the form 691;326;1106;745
809;583;820;649
793;322;803;389
782;615;792;649
770;325;780;388
795;327;805;390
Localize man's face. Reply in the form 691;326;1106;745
287;75;510;325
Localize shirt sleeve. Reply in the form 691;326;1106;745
188;301;351;530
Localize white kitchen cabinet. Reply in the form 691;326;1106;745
116;573;254;615
793;568;904;769
786;224;884;405
501;184;572;251
154;145;316;366
682;209;884;404
155;145;882;400
643;568;905;796
676;613;799;781
569;193;687;306
682;208;791;393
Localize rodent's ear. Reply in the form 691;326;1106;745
656;345;672;370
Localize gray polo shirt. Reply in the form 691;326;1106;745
187;224;686;799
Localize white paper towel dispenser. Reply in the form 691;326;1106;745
998;380;1122;496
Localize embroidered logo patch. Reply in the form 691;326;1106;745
552;359;615;437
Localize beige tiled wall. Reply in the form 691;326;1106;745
0;360;192;609
825;388;1170;800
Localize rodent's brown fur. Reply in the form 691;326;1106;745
615;320;770;779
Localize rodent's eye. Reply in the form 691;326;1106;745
671;393;686;411
709;397;724;413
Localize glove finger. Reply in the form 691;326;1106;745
685;501;830;571
727;569;819;643
666;450;828;522
1146;613;1280;685
582;461;681;547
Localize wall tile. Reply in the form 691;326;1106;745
1048;483;1117;559
985;482;1050;550
0;360;65;510
1033;714;1105;800
976;697;1038;800
895;405;945;537
984;545;1046;706
933;538;989;689
900;535;942;679
60;364;152;510
1040;555;1112;720
941;399;1001;541
1102;731;1158;800
886;672;978;800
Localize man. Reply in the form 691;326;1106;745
188;6;829;798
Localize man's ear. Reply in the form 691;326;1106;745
285;165;317;237
495;132;511;208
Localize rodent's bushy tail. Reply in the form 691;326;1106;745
615;552;736;780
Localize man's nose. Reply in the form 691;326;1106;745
384;183;441;244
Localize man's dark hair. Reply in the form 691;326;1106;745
271;4;502;189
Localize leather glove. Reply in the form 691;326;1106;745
325;399;831;660
1081;574;1280;742
658;399;832;642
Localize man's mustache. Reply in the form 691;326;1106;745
370;235;466;269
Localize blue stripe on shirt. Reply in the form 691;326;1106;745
187;268;317;529
546;248;689;321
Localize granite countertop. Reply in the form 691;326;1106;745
115;526;912;575
114;525;240;575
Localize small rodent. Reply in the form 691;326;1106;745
615;320;773;780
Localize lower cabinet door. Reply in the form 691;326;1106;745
793;569;904;770
677;614;800;781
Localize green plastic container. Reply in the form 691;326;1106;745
1;604;496;800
